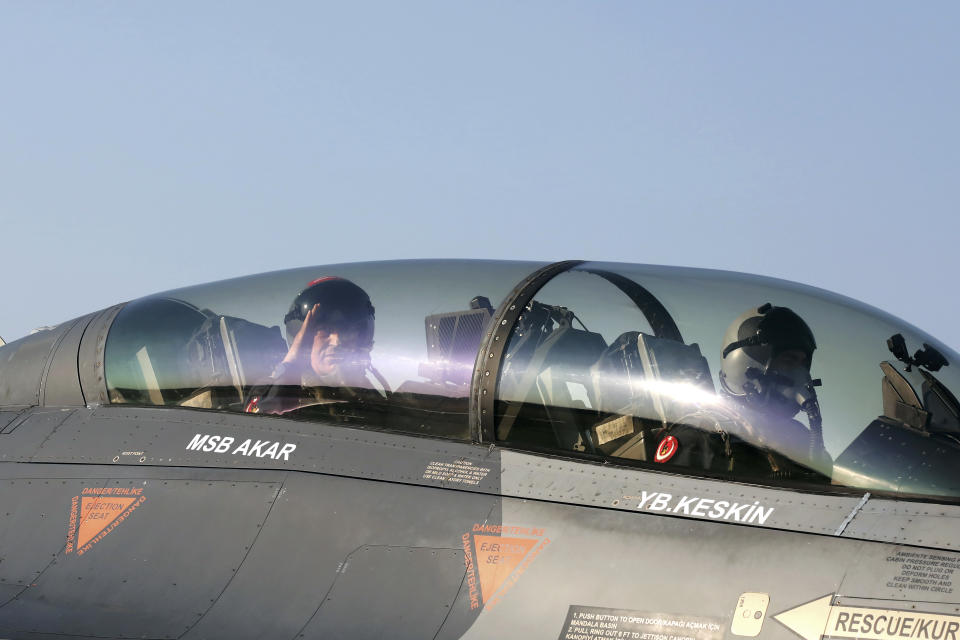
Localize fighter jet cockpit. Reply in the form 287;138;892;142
491;262;960;498
91;259;960;500
103;261;543;441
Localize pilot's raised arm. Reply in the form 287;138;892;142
245;277;383;415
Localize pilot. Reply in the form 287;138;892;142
245;277;388;415
653;303;829;480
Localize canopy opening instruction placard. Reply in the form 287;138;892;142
559;605;723;640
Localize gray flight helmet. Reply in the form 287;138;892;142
719;303;817;417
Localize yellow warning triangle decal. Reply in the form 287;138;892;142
77;497;136;548
472;535;539;603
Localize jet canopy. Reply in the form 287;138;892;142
7;259;959;500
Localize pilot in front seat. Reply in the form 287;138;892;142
654;304;831;481
245;277;389;417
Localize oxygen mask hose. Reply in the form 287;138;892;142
797;379;825;466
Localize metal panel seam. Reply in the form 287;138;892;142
38;317;82;407
176;472;288;640
834;492;871;536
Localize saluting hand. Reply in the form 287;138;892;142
282;303;324;368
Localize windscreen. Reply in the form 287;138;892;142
495;262;960;499
105;260;544;440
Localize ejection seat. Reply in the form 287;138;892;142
179;311;287;411
496;317;608;452
589;331;715;460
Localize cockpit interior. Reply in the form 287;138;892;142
8;259;953;500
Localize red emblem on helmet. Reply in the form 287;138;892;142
654;435;679;463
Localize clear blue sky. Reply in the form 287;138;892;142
2;2;958;350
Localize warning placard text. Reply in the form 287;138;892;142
559;605;723;640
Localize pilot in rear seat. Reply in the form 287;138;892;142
654;304;831;481
245;277;389;416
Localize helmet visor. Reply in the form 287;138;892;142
757;307;816;357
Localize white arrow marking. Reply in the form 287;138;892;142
775;596;834;640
